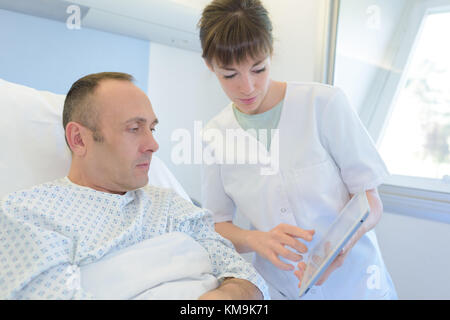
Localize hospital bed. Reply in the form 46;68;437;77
0;78;218;299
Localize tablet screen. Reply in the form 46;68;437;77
299;192;370;297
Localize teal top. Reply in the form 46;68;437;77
232;100;284;151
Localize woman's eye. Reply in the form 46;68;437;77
223;67;265;79
254;67;266;74
150;128;156;133
129;127;139;133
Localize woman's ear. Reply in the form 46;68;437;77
65;122;87;156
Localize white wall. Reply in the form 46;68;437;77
264;0;329;83
147;42;229;203
0;8;150;95
375;212;450;299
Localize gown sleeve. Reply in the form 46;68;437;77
319;87;390;194
0;198;93;299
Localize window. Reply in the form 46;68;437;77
378;11;450;182
332;0;450;222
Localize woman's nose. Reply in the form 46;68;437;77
239;74;255;95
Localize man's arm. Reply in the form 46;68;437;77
198;277;263;300
0;202;92;299
165;191;270;300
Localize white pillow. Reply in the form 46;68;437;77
0;78;190;202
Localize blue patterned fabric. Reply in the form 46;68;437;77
0;178;269;299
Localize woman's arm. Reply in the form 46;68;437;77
214;221;254;253
215;221;314;271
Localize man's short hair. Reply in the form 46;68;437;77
62;72;135;148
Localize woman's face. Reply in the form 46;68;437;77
209;55;272;115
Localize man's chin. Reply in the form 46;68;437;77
132;175;149;190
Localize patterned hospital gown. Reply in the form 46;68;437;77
0;178;269;299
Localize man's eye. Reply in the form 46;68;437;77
224;74;236;79
151;128;156;133
129;127;139;132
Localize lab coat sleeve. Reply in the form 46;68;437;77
201;144;236;223
0;203;93;300
319;87;390;194
166;192;270;299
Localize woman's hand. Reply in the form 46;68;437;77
313;188;383;286
214;222;314;286
247;224;315;272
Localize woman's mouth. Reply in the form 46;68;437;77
239;96;257;105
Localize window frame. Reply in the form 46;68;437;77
331;0;450;222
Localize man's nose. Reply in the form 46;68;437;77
142;129;159;153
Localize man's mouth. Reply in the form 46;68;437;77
136;162;150;169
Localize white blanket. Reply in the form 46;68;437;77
80;232;219;300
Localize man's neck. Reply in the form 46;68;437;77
67;168;126;195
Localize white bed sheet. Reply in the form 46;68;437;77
80;232;219;300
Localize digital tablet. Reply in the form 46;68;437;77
298;192;370;297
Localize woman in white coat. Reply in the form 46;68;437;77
199;0;397;299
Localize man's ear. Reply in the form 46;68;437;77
65;122;88;156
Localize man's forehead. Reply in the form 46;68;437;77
95;79;141;96
93;80;156;121
124;117;159;126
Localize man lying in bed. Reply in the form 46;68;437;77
0;72;269;300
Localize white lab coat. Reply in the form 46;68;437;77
201;82;398;300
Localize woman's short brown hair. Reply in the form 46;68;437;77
198;0;273;67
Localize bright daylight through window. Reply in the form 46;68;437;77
379;11;450;181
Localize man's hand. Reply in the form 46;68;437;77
314;188;383;286
198;278;263;300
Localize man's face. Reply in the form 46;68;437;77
83;79;159;193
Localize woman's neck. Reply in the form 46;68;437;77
256;80;287;114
